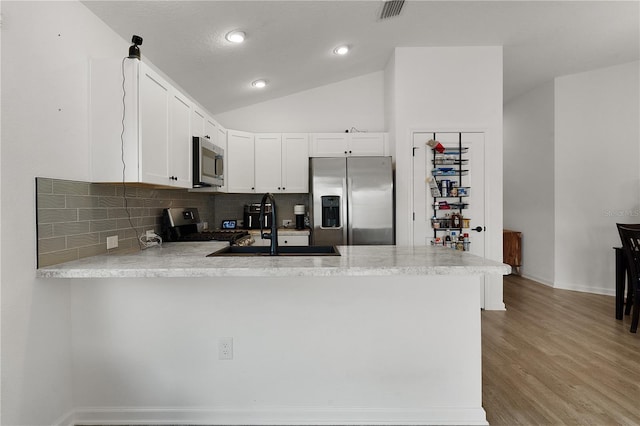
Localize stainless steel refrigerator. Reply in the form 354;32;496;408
310;157;394;246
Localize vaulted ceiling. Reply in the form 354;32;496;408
83;1;639;114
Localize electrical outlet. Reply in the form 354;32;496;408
106;235;118;250
282;219;292;227
145;229;155;239
219;337;233;360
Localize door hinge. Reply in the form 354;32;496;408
413;212;415;221
412;147;418;157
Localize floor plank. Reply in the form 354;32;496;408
482;275;640;425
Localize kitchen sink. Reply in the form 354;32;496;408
207;245;341;257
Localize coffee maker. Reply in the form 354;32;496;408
294;204;306;230
243;203;272;229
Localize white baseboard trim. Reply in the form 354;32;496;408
520;273;554;288
53;409;76;426
553;281;615;297
68;406;488;425
520;274;615;297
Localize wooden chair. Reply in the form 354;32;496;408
617;224;640;333
617;223;640;316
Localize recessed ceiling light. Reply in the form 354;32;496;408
333;45;350;55
251;79;267;88
226;30;246;43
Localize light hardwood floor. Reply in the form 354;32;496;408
482;275;640;425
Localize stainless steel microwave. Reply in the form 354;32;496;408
193;136;223;187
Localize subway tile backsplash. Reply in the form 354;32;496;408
36;177;215;268
212;193;310;229
36;177;311;268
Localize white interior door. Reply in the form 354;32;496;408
412;131;486;258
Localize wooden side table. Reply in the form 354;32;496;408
503;230;522;275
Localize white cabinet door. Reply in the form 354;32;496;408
227;130;255;193
254;133;283;193
279;235;309;246
349;133;387;156
216;125;228;193
169;90;192;188
191;108;205;138
310;133;349;157
205;117;218;144
216;125;227;147
90;59;209;188
252;235;309;246
309;133;388;157
139;65;171;186
282;133;309;193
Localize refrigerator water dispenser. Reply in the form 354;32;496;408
321;196;341;228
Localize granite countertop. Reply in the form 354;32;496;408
37;242;511;279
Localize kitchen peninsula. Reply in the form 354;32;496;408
38;244;509;425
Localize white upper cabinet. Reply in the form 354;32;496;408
90;59;192;188
168;91;192;187
310;132;389;157
138;67;171;185
254;133;283;193
192;107;221;146
215;125;228;193
348;133;389;156
226;129;255;193
281;133;309;193
205;117;219;147
253;133;309;194
191;108;206;138
310;133;349;157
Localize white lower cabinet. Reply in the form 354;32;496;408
251;234;310;247
279;235;310;246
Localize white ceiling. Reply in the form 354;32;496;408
82;0;639;115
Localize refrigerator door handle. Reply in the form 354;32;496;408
346;177;353;244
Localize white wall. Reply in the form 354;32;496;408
1;2;128;424
503;82;555;285
0;0;3;421
70;275;486;424
214;71;385;133
389;47;503;249
384;51;397;159
554;61;640;295
387;47;504;309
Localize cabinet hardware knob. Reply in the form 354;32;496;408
472;226;484;232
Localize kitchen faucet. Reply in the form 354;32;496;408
260;193;279;255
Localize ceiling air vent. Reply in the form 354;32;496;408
379;0;405;20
